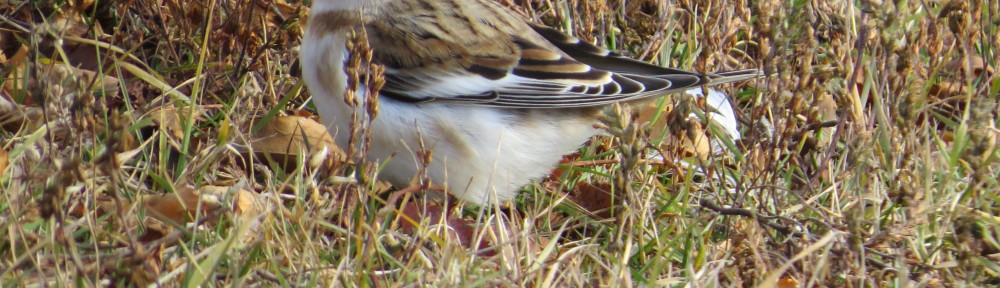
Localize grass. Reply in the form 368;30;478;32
1;0;998;286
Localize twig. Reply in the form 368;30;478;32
698;198;806;237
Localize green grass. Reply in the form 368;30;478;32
1;0;998;286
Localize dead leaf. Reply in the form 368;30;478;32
200;185;263;224
637;89;736;160
640;102;709;158
67;0;96;14
143;185;253;224
143;186;215;226
814;92;838;123
293;109;318;118
658;117;712;160
0;44;28;72
635;97;675;130
397;202;492;254
68;194;127;220
251;115;345;170
146;106;185;140
62;65;121;97
929;81;967;99
397;202;447;235
777;277;799;288
566;182;617;220
128;244;163;287
943;54;994;78
138;220;172;243
144;105;208;148
138;184;263;244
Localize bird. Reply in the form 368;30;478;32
300;0;761;205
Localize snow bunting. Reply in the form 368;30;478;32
301;0;761;205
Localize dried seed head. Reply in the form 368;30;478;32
939;0;969;35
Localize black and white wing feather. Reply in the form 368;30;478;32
368;0;760;108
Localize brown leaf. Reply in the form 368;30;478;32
147;106;185;140
29;14;101;70
666;118;712;160
68;194;127;220
637;99;713;160
143;186;213;225
397;202;492;254
929;81;967;99
943;54;994;78
397;202;447;235
566;182;617;220
143;185;250;224
138;220;172;243
139;185;261;244
200;185;264;224
251;115;345;170
67;0;96;14
634;98;675;130
0;44;28;72
144;105;207;145
128;244;163;287
777;277;799;288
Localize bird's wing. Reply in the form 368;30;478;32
366;0;754;108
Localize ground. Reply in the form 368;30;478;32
1;0;998;286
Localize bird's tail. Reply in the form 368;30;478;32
706;69;764;86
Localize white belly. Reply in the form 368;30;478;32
301;29;599;204
316;93;598;204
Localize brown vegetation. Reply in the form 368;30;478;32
1;0;997;286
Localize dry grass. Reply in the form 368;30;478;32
1;0;998;287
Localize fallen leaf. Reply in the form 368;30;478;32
251;115;345;170
0;44;28;74
566;182;616;220
777;277;799;288
146;105;195;140
138;220;172;243
199;185;264;224
293;109;318;118
397;202;492;254
67;0;96;14
929;81;967;99
143;185;253;224
128;244;163;287
926;81;970;126
138;185;262;243
943;54;994;78
397;202;448;235
638;88;740;160
143;186;216;226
